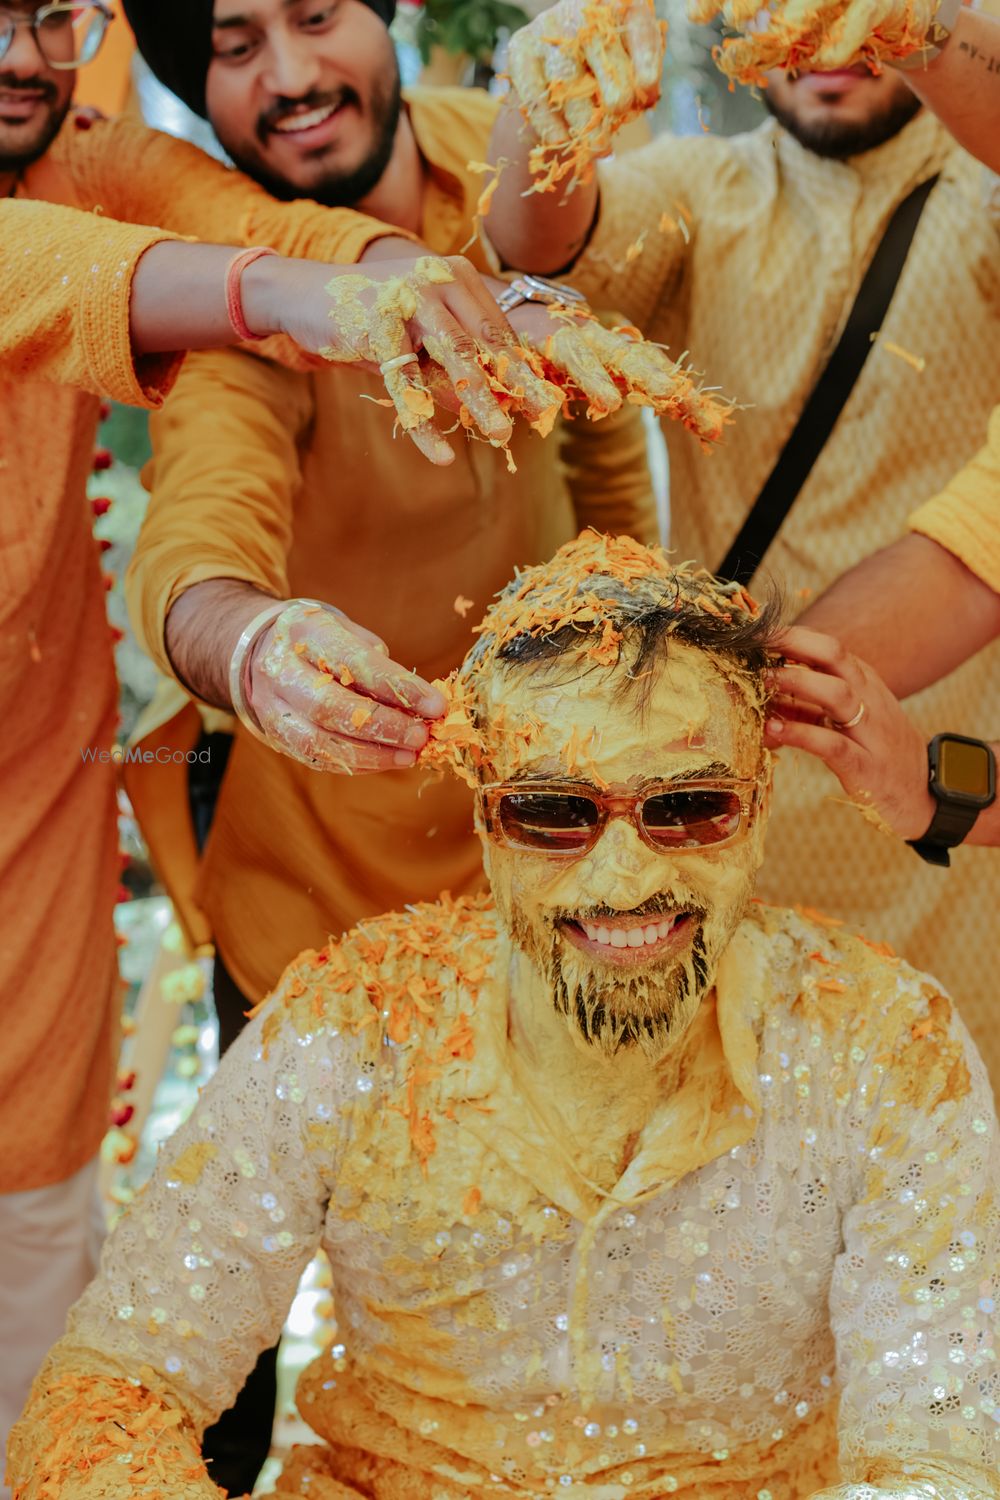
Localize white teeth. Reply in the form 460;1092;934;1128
578;915;681;949
273;104;337;133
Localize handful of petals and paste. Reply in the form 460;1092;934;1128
689;0;943;86
508;0;667;193
322;256;733;466
320;254;564;467
521;302;734;447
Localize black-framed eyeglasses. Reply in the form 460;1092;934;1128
479;776;764;857
0;2;113;70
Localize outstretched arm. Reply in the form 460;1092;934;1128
899;7;1000;173
485;0;665;274
793;531;1000;698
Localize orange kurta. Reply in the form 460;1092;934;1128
124;88;658;1007
0;111;424;1194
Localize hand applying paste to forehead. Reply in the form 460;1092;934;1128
230;598;445;774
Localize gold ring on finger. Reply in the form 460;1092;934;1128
833;702;866;731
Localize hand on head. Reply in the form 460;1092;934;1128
764;625;934;840
244;601;446;774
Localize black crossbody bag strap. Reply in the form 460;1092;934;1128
717;173;939;588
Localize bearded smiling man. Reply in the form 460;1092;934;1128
204;0;405;206
486;0;1000;1111
9;533;1000;1500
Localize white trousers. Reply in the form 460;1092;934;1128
0;1157;103;1498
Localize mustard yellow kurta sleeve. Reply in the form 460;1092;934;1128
48;112;405;266
558;399;659;545
124;347;312;679
1;112;406;411
908;405;1000;594
0;197;182;406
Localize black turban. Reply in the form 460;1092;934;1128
123;0;397;119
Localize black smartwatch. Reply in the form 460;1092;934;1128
907;733;996;868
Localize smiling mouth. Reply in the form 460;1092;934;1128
558;910;693;966
270;100;347;136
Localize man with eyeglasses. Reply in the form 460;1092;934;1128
0;0;675;1481
10;531;999;1500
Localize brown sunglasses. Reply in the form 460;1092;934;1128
479;777;763;857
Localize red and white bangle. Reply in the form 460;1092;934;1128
225;245;277;341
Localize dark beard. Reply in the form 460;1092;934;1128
502;890;712;1059
550;922;711;1057
218;67;402;208
763;85;921;160
0;76;70;174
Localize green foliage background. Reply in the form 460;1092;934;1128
414;0;530;63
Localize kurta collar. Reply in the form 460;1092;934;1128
447;916;768;1225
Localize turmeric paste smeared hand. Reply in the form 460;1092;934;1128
236;600;447;774
511;300;734;447
690;0;944;84
319;254;562;465
507;0;667;192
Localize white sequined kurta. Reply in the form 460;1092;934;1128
10;899;1000;1500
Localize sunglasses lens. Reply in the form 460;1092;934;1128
498;792;600;852
641;789;742;848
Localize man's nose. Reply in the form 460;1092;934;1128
2;19;48;76
580;819;669;907
261;29;323;101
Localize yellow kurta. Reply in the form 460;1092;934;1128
572;110;1000;1088
10;902;1000;1500
908;404;1000;591
0;112;405;1193
125;88;657;1005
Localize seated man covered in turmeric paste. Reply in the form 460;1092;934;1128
10;533;1000;1500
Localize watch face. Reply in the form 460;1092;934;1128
938;737;993;798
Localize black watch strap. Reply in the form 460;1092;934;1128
906;734;997;868
907;801;982;868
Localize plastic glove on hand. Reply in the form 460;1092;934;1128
247;602;446;774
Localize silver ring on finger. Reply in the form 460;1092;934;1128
833;702;866;731
380;352;419;375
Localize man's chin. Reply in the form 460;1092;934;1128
763;80;922;159
546;918;714;1059
0;102;72;175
